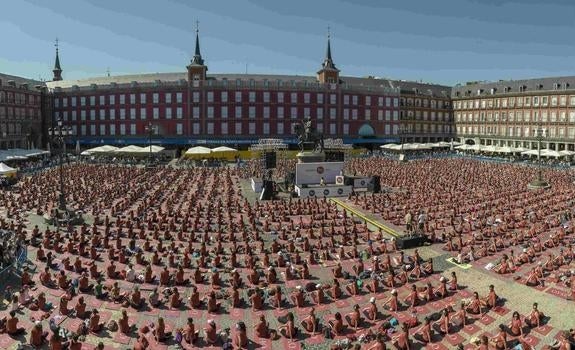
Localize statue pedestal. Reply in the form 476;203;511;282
297;151;325;163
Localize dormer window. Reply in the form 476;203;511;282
477;89;483;96
490;88;496;95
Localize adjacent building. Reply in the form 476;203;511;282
45;31;454;147
452;78;575;151
0;73;45;150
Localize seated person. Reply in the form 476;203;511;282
328;312;345;337
29;321;48;347
153;317;172;342
89;309;104;333
6;311;25;336
118;309;134;334
278;312;297;340
204;319;218;345
525;302;544;328
300;307;319;334
183;317;199;344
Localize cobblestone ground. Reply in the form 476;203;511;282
0;180;573;350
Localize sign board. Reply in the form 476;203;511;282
295;162;344;185
295;184;353;198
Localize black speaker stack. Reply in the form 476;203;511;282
367;175;381;193
325;151;345;162
264;152;277;169
396;234;427;249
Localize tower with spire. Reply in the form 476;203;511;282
53;38;63;81
187;21;208;82
317;27;340;84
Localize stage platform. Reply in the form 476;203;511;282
295;184;353;198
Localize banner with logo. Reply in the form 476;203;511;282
295;162;344;185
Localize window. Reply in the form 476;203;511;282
343;109;349;120
207;122;214;135
263;107;270;119
109;124;116;135
317;108;323;119
330;94;336;104
109;95;115;105
378;97;383;107
130;94;136;104
277;92;284;103
263;92;270;103
71;97;77;107
120;109;125;119
249;106;256;119
277;107;284;118
90;110;96;120
165;93;171;104
119;95;125;105
249;91;256;103
352;109;358;120
352;95;358;105
330;108;336;119
542;96;548;106
330;123;336;135
393;98;399;107
304;93;310;104
317;93;323;104
343;123;349;135
560;95;567;106
176;123;183;135
120;124;126;135
221;122;228;135
277;122;284;134
71;111;77;121
235;92;242;102
304;107;310;117
385;97;391;106
193;92;200;103
99;125;106;136
140;93;146;104
385;125;390;135
570;96;575;106
207;91;214;103
221;92;228;103
166;107;172;119
130;124;136;135
235;122;242;135
89;96;95;106
235;106;242;118
248;122;256;135
570;111;575;123
176;93;183;103
533;96;539;106
393;111;399;120
263;122;270;135
177;107;183;119
365;110;371;120
90;125;96;136
153;107;159;119
80;125;87;136
316;123;323;133
221;106;228;119
290;107;297;119
207;107;214;118
344;95;349;105
140;108;146;120
153;93;159;104
291;93;297;103
99;110;105;120
192;107;199;119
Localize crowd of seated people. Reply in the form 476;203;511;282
0;162;573;349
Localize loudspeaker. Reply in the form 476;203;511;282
397;234;426;249
344;176;354;186
264;152;276;169
335;175;344;185
367;175;381;193
260;180;274;200
325;151;344;162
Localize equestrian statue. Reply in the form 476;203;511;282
294;117;324;153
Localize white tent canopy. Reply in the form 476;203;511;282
0;162;16;175
559;150;575;156
115;145;146;153
185;146;212;155
144;145;165;153
211;146;237;153
83;145;119;155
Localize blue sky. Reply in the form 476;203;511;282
2;0;575;85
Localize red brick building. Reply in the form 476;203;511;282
45;31;453;147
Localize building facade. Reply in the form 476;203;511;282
45;32;454;147
452;77;575;151
0;73;45;150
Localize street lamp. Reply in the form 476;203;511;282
48;118;74;210
527;124;550;189
144;122;156;166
